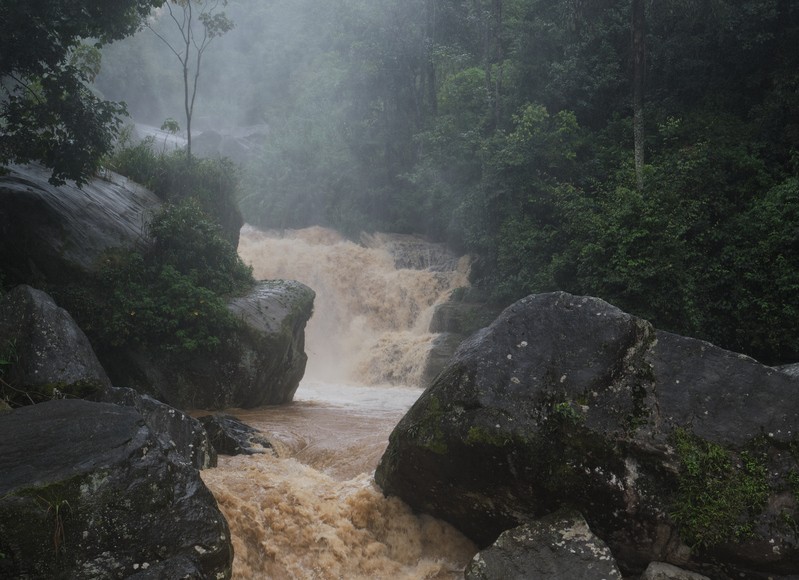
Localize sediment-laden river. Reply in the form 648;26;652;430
200;226;477;578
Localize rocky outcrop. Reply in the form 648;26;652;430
465;510;623;580
0;399;232;579
191;124;269;166
641;562;711;580
0;285;111;404
103;387;217;470
104;280;315;409
0;164;159;287
376;292;799;578
197;413;273;456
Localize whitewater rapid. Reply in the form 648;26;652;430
199;226;477;578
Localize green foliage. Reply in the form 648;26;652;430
0;0;163;184
670;429;770;548
109;140;244;244
95;0;799;363
57;199;253;355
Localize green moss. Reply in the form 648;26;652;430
670;428;770;548
788;468;799;502
466;425;512;447
412;395;449;455
551;400;584;425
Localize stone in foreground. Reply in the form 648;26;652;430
0;399;232;579
465;510;622;580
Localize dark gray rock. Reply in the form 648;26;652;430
0;285;111;403
197;413;273;456
0;164;159;286
106;279;315;409
419;332;462;387
465;511;623;580
103;387;217;469
428;300;502;335
0;399;232;579
778;363;799;378
640;562;710;580
361;231;461;272
376;292;799;578
422;300;504;386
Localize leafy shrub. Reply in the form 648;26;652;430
57;200;253;354
108;139;243;244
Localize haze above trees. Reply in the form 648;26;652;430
4;0;797;365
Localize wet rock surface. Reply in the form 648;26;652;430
0;399;232;579
197;413;273;456
376;292;799;578
0;164;159;286
465;510;623;580
102;279;315;409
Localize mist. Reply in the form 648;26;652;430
95;0;437;239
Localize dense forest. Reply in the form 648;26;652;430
36;0;799;365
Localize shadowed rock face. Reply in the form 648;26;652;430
0;164;159;286
376;292;799;578
0;399;232;579
104;279;315;409
0;164;315;410
0;285;111;401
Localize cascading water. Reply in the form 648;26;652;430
237;225;470;386
200;225;477;578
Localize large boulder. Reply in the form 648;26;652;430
0;285;111;403
0;399;232;579
104;279;315;409
0;164;159;287
376;292;799;578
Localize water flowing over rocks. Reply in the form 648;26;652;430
376;291;799;578
105;279;315;409
464;510;623;580
238;226;470;386
0;285;111;403
0;399;232;579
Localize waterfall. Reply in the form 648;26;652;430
236;225;470;386
200;225;476;578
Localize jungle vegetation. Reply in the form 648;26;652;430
5;0;798;365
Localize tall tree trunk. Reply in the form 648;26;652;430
632;0;645;191
493;0;503;129
425;0;437;116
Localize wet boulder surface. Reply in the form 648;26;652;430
0;285;111;403
197;413;273;456
0;399;232;579
465;510;623;580
376;292;799;578
104;279;315;409
0;164;159;286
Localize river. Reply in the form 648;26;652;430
200;226;477;578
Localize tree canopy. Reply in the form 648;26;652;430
0;0;163;185
97;0;799;364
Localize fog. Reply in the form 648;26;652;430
97;0;325;131
94;0;431;235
